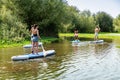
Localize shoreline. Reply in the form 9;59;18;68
0;37;59;48
59;33;120;39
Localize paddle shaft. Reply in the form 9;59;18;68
41;44;45;51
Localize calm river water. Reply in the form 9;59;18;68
0;39;120;80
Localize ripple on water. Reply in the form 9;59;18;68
55;43;120;80
1;41;120;80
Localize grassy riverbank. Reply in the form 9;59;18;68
59;33;120;48
0;37;59;48
59;33;120;39
1;33;120;48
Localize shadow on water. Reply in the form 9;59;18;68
1;37;120;80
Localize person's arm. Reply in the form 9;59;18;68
37;30;41;39
99;27;101;31
77;30;78;33
30;29;33;37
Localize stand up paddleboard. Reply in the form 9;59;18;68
72;40;88;46
23;42;42;48
72;42;88;46
72;40;80;43
89;40;104;44
11;50;55;61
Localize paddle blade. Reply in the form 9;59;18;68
43;50;47;57
41;44;47;57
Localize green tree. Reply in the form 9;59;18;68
113;14;120;32
79;10;95;33
15;0;68;37
66;9;96;33
0;0;28;42
95;12;113;32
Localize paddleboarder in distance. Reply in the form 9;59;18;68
94;25;100;41
74;28;79;40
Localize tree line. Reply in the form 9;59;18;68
0;0;120;42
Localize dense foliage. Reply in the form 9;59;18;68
0;0;120;43
113;15;120;32
95;12;113;32
0;0;29;42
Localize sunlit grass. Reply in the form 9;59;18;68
59;33;120;39
59;33;120;48
116;46;120;48
1;33;120;48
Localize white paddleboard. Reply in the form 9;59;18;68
11;50;55;61
89;40;104;44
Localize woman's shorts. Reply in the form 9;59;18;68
95;33;98;37
31;36;39;42
74;34;78;37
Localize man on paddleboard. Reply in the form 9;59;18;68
94;25;100;40
74;28;79;40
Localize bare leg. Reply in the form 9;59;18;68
94;36;96;41
96;37;99;40
35;42;38;54
31;42;35;54
76;36;78;40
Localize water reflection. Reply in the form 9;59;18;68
1;39;120;80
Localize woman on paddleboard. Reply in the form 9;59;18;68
31;24;41;54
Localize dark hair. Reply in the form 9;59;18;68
74;28;78;31
31;25;34;28
33;24;38;29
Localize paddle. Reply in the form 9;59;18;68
40;39;47;57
